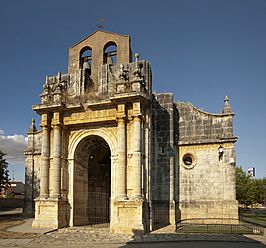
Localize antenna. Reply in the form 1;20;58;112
97;18;105;30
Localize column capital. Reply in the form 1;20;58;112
51;123;62;129
132;113;143;122
116;116;127;123
51;112;62;127
40;124;51;130
40;113;51;128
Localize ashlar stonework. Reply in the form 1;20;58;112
24;30;238;234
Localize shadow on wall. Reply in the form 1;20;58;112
175;107;181;223
150;96;172;230
23;170;40;217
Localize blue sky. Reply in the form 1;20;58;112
0;0;265;181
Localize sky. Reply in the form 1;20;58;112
0;0;265;182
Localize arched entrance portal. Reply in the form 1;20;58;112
73;135;111;226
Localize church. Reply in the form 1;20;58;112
24;30;238;234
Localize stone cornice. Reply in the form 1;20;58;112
32;102;65;115
178;137;238;146
110;92;150;104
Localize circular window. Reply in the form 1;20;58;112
182;153;196;169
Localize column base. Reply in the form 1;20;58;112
115;195;128;201
169;200;176;226
110;198;148;235
130;195;143;201
32;198;69;229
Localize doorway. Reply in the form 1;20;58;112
73;135;111;226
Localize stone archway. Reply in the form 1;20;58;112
73;135;111;226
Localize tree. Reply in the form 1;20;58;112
0;150;10;191
236;166;254;206
236;166;266;206
253;178;266;205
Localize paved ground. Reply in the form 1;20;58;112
1;230;266;248
0;213;265;248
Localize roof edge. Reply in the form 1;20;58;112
175;101;235;117
71;30;130;48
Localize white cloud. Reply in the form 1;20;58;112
0;129;27;165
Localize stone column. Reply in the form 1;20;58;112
110;155;118;199
51;113;62;198
132;114;142;199
116;116;127;200
40;115;50;199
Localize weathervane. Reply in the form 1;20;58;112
97;18;105;30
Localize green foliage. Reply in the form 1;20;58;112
0;150;10;190
236;166;266;206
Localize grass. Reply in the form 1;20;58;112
239;209;266;227
241;215;266;227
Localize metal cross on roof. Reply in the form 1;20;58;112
97;18;105;30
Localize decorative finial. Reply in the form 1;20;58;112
28;118;37;133
135;53;139;62
222;95;232;114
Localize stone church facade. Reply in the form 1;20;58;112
24;30;238;234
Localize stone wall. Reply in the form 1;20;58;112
151;93;175;228
0;198;24;210
176;102;235;145
175;102;238;223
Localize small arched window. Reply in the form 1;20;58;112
80;47;92;73
104;42;117;65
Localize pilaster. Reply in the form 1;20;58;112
131;114;142;199
131;102;143;200
51;112;62;198
40;113;51;199
116;104;127;200
33;112;67;230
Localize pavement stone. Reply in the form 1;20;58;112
7;218;55;234
0;238;33;247
24;226;265;247
0;222;265;247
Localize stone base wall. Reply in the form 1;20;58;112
110;199;147;234
179;200;239;224
32;199;69;229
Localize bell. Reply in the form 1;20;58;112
106;54;113;65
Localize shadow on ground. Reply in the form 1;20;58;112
119;233;266;248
